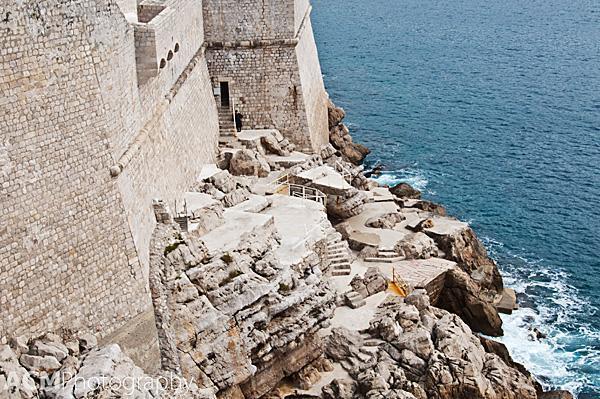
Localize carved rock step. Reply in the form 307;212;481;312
344;291;366;309
364;256;405;263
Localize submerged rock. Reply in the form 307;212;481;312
389;183;421;199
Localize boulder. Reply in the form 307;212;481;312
327;99;346;129
439;268;503;336
329;124;370;165
350;267;388;298
366;212;405;229
19;354;62;376
389;183;421;199
395;233;437;260
0;345;38;398
222;188;251;208
229;149;271;177
261;134;287;156
207;170;237;193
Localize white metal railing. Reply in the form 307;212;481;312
334;161;353;181
270;174;327;206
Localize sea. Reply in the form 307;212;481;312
311;0;600;397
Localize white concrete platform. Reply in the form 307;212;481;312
366;258;456;289
266;151;309;168
297;165;352;192
200;210;274;254
230;194;270;213
263;195;329;266
344;202;410;249
182;192;218;214
237;129;283;142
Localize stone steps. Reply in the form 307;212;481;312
326;234;352;276
365;248;405;263
344;291;366;309
364;256;405;263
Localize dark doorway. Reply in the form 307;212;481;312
220;81;230;107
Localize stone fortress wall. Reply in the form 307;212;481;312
0;0;219;352
203;0;329;152
0;0;328;369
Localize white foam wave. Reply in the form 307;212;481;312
371;169;428;191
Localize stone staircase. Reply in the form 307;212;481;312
364;248;405;263
326;231;353;276
218;105;236;140
344;290;366;309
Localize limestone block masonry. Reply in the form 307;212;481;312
0;0;219;359
204;0;330;153
0;0;330;371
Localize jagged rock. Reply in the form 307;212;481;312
329;124;370;165
389;183;421;199
327;99;346;129
0;345;38;398
322;379;357;399
11;336;30;356
77;333;97;353
366;212;405;229
325;295;540;399
42;344;164;399
261;134;287;156
350;267;388;298
324;328;364;362
395;233;437;260
229;149;271;177
31;340;68;362
217;151;234;171
327;189;368;220
358;245;379;259
207;170;237;193
295;364;320;390
191;203;225;234
405;289;430;311
222;187;251;208
409;200;446;216
150;221;335;397
438;268;503;336
428;226;502;294
320;143;337;160
411;218;433;232
19;354;61;377
327;100;370;165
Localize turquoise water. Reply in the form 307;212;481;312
311;0;600;397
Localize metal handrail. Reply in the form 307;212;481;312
270;174;327;206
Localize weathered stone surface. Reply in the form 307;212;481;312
19;354;62;375
327;189;369;220
366;212;405;229
350;267;389;298
395;233;437;260
150;221;336;396
0;345;38;399
229;149;271;177
323;291;539;399
439;268;504;336
327;100;370;165
389;183;421;199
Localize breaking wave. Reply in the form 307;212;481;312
482;238;600;398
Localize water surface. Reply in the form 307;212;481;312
312;0;600;396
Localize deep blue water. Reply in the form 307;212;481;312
312;0;600;396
